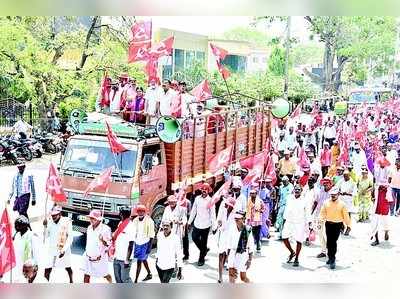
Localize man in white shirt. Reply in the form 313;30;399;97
387;144;398;167
82;210;112;283
188;183;216;266
350;143;367;177
112;207;135;283
281;185;311;267
144;79;163;125
308;152;322;177
323;122;336;147
338;170;357;235
178;81;195;119
285;127;297;151
232;181;247;213
43;206;73;283
110;74;129;114
160;80;178;116
227;211;254;283
156;220;183;283
130;204;155;283
161;195;187;241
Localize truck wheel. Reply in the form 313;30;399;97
151;204;165;247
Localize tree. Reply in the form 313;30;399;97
303;16;396;93
221;27;271;47
291;43;324;66
268;46;286;76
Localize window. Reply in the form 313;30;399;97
185;50;196;67
141;144;162;174
174;49;184;72
223;55;247;73
196;51;205;63
162;65;172;81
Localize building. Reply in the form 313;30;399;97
153;28;270;80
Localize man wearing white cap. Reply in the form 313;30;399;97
43;205;73;283
161;195;187;245
82;209;112;283
232;180;247;213
337;170;357;235
226;211;254;283
281;185;311;267
213;196;236;283
319;187;351;269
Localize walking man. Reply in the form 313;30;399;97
111;206;134;283
188;184;216;266
9;162;36;224
155;220;183;283
338;170;357;235
246;186;265;253
319;187;351;269
82;209;112;283
130;204;155;283
43;206;73;283
281;185;311;267
227;211;254;283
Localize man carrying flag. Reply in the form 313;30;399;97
43;206;73;283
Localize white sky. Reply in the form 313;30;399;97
140;16;312;42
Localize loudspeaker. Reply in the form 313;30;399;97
155;116;182;143
69;109;88;133
271;98;290;119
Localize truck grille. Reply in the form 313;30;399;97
71;198;112;211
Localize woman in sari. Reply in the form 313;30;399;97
123;87;146;124
357;167;373;222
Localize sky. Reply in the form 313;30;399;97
140;16;312;42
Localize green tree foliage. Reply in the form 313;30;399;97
221;27;271;47
268;46;286;76
291;43;324;66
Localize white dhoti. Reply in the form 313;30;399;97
81;253;110;277
216;230;229;254
370;214;390;237
230;252;249;273
282;221;307;243
43;249;72;269
341;195;355;214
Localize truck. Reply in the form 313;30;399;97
58;105;271;233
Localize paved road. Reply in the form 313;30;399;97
1;155;399;283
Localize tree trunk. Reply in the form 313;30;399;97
323;39;335;93
76;16;99;71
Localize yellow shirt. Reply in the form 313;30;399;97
278;158;296;176
319;199;351;227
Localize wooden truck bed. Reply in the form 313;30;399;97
164;106;271;191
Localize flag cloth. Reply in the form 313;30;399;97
106;121;128;154
176;178;189;207
144;57;159;83
170;93;182;118
290;104;302;119
242;153;265;186
149;36;174;57
128;21;152;63
207;178;232;209
191;79;212;103
0;208;16;276
264;155;277;185
84;167;114;198
99;72;111;107
46;162;67;203
297;147;310;169
208;145;233;174
209;43;231;80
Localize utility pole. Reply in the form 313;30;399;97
284;16;291;100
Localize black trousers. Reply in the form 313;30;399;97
252;225;261;247
156;265;174;283
192;226;210;262
325;221;343;262
182;225;189;258
321;166;329;178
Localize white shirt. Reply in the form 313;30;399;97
338;179;357;200
387;150;398;167
114;221;135;261
285;133;297;150
156;231;183;270
226;225;254;268
181;93;195;118
86;223;111;258
161;205;187;237
277;138;287;152
145;86;162;115
234;194;247;214
374;166;390;186
188;195;216;229
160;89;178;116
45;217;73;256
131;216;155;245
214;203;236;232
283;194;310;224
310;159;322;176
13;231;40;282
351;150;367;175
324;126;336;139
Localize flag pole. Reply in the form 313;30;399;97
222;77;234;104
43;194;48;244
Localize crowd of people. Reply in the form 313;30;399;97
2;95;400;284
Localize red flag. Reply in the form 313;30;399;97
149;36;174;57
208;145;233;174
263;155;277;185
210;43;231;80
106;121;128;154
191;80;212;103
210;43;228;61
207;178;232;209
99;72;111;107
290;104;302;119
128;21;152;63
84;167;113;198
0;208;16;276
46;162;67;202
170;93;182;118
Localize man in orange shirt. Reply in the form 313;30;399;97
319;187;351;270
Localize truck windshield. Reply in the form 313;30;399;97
62;139;137;177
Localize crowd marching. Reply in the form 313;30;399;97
1;76;400;283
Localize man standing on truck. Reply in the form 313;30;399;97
188;183;216;266
130;204;155;283
160;79;178;116
82;210;112;283
144;78;162;125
